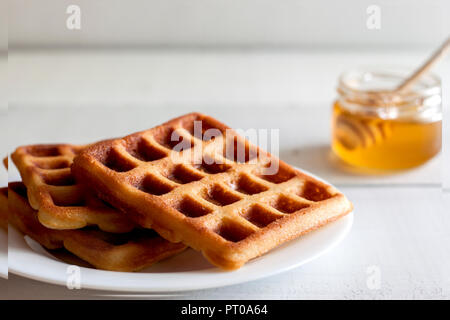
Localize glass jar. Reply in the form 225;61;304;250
332;67;442;171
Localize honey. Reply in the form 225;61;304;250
332;68;442;171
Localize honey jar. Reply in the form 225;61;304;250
332;68;442;171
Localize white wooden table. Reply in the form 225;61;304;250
1;50;449;299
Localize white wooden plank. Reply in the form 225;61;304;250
9;0;449;49
9;50;450;106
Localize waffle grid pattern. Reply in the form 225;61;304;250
11;144;135;232
73;113;353;269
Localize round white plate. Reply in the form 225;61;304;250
8;167;353;292
0;229;7;279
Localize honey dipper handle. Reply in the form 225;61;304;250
396;36;450;94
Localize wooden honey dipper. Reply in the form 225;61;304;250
336;36;450;150
395;36;450;94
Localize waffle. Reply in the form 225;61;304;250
6;182;186;272
11;144;135;232
72;112;353;270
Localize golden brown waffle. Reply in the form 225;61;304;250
6;182;186;272
72;112;353;270
11;144;135;232
0;187;7;230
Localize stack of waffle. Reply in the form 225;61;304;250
6;113;352;271
6;146;185;271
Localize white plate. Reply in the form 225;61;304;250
0;229;7;279
8;167;353;292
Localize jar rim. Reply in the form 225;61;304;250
338;66;441;101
